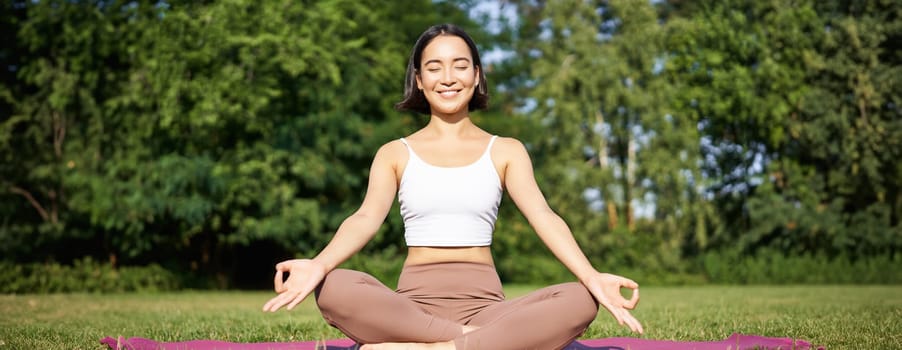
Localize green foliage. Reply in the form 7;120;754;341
0;0;481;286
502;0;711;277
664;0;902;257
0;0;900;288
497;0;900;284
498;253;571;285
701;250;902;284
339;249;406;288
0;257;181;293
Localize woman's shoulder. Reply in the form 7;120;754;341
492;136;528;153
490;136;531;165
370;139;411;171
375;139;408;159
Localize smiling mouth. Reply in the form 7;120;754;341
438;90;461;97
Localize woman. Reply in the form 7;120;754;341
263;24;643;350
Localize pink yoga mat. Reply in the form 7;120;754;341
101;333;822;350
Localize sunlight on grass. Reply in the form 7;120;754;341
1;286;900;349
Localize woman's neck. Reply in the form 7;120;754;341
423;113;480;138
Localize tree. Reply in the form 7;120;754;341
494;0;702;281
664;0;901;257
0;0;483;287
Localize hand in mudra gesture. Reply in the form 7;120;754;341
583;272;644;334
262;259;327;312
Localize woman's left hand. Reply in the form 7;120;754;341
582;272;644;334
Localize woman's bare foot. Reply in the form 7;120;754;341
360;341;454;350
461;325;479;334
359;325;478;349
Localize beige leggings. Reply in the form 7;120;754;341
314;262;599;350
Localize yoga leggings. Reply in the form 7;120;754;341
314;262;599;350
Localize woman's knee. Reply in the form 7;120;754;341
556;282;600;325
314;269;367;316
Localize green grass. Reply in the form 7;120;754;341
1;285;900;349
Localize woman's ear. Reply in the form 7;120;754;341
415;70;423;90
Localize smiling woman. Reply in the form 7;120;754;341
395;24;488;116
416;36;480;117
261;24;643;350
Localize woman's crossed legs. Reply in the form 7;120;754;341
314;264;599;350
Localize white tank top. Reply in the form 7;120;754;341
398;136;502;246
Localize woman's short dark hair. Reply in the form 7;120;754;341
395;24;489;115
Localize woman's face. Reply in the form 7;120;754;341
416;35;479;117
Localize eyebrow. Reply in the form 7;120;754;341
423;57;472;66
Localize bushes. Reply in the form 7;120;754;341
339;249;406;288
495;237;902;285
498;253;573;285
2;252;899;294
701;250;902;284
0;257;182;293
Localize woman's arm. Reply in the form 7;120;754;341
311;142;402;272
263;141;402;312
500;138;644;333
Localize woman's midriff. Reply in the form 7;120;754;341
404;246;494;267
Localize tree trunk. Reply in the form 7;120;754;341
596;110;618;229
626;134;636;231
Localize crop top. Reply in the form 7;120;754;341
398;136;502;246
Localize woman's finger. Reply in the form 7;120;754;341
267;291;298;312
624;311;644;334
290;281;318;310
268;288;300;312
286;296;304;311
264;293;287;312
603;301;625;325
623;287;640;309
620;276;639;289
619;308;633;328
262;294;281;312
273;270;285;293
285;289;310;310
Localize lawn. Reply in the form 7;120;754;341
1;285;899;349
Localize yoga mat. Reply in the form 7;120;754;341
101;333;822;350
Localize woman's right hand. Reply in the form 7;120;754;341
262;259;328;312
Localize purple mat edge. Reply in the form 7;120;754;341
101;333;825;350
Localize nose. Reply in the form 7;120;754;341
441;69;455;85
